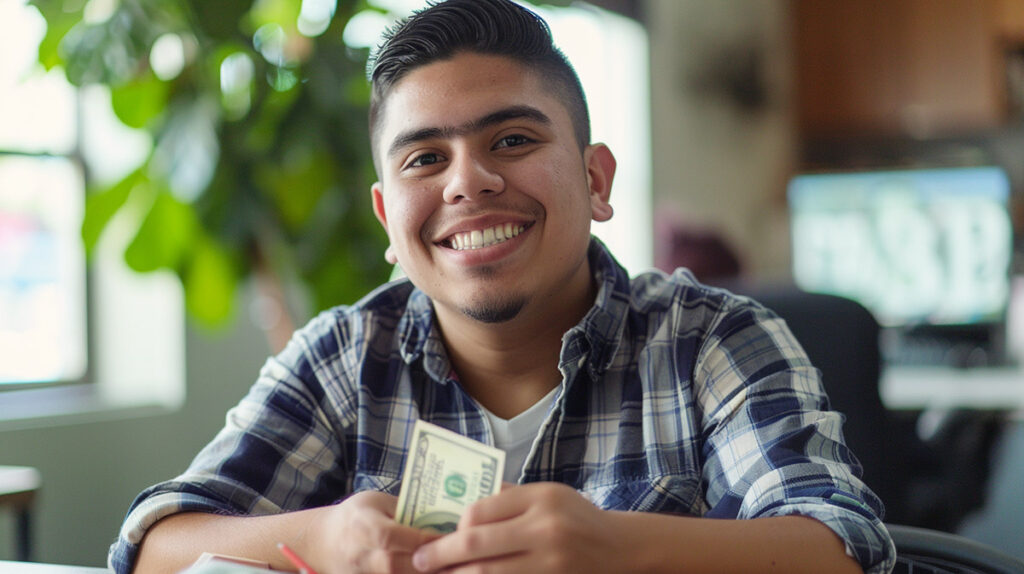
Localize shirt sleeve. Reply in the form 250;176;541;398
693;297;896;574
108;317;353;574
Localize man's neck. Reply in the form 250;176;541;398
434;271;598;420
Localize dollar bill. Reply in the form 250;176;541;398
395;419;505;534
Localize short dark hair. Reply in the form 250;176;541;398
367;0;591;163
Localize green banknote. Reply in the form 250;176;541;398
395;419;506;534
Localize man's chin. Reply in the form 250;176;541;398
459;298;527;324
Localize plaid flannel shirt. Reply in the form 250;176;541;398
109;239;895;573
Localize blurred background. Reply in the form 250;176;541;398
2;0;1024;567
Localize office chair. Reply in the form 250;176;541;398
888;523;1024;574
735;287;1003;530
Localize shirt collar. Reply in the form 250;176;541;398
396;287;448;381
395;237;632;382
563;237;631;380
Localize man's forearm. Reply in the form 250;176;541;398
613;513;864;574
132;491;436;574
133;510;321;574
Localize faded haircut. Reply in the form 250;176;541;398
366;0;591;167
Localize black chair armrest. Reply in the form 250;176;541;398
888;523;1024;574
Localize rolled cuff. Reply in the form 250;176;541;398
107;490;240;574
756;496;896;574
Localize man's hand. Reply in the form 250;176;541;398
405;483;864;574
409;482;627;574
309;491;440;574
133;492;438;574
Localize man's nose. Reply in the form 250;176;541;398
442;153;505;203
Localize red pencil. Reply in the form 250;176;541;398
277;542;319;574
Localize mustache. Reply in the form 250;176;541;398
425;201;543;240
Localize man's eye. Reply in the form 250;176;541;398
408;153;440;168
495;134;531;149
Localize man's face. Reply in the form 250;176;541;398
371;52;614;325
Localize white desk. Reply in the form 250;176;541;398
0;466;41;561
0;562;108;573
881;365;1024;413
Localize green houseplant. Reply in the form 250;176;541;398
31;0;394;349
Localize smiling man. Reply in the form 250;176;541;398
369;49;616;420
111;1;895;573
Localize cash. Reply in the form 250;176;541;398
395;419;505;534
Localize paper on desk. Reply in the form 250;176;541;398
178;553;281;574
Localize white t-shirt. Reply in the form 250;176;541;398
480;386;559;484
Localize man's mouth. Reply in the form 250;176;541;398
442;222;529;251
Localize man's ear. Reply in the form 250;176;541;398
371;182;398;264
585;143;616;222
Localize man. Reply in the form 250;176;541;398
111;1;895;572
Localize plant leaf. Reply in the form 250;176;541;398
124;190;198;272
61;12;143;86
247;0;302;34
110;72;169;129
257;148;337;231
31;1;81;71
82;168;145;257
183;235;238;326
185;0;251;41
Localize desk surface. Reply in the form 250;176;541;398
0;562;108;573
0;466;41;496
881;365;1024;412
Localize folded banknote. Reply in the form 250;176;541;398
395;419;506;533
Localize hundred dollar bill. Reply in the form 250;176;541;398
395;419;505;534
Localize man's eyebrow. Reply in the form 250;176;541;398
471;105;552;133
386;105;552;159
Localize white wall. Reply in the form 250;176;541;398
647;0;797;281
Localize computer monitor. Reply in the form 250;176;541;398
788;166;1014;365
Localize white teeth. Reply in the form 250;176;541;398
448;223;525;251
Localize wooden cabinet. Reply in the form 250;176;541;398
993;0;1024;40
793;0;1022;139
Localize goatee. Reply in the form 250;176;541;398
460;298;526;323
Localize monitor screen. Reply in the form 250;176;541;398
788;166;1013;328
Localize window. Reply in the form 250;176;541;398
0;1;88;387
0;0;184;428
